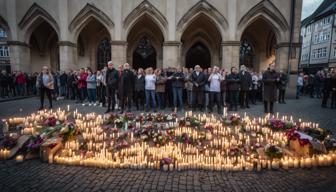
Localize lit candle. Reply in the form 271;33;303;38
16;155;24;163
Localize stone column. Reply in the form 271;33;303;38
163;41;180;68
58;41;77;72
221;41;240;72
7;41;30;72
111;41;127;66
275;43;291;72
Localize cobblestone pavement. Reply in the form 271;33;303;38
0;97;336;192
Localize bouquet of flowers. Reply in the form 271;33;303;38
285;128;310;147
301;127;330;141
44;116;57;127
114;118;124;129
267;118;294;131
27;135;44;153
160;157;173;165
123;112;135;122
265;144;283;159
60;122;78;142
178;133;191;144
153;132;168;147
103;113;118;125
224;115;242;126
179;116;202;130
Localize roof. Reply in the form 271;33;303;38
301;0;336;26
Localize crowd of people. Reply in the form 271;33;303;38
296;69;336;108
0;62;335;114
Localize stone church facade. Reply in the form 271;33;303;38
0;0;302;74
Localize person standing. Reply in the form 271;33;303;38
77;68;88;103
239;65;252;109
0;70;8;98
185;68;193;108
100;67;107;107
278;71;288;104
16;71;26;96
96;70;102;105
119;63;134;113
86;68;97;106
169;67;185;112
105;61;119;113
37;66;54;110
296;72;304;99
321;71;331;108
134;68;145;110
262;63;279;114
220;69;227;107
67;71;77;100
145;67;157;112
251;72;258;105
330;70;336;109
59;71;67;99
227;67;240;111
191;65;206;111
155;69;166;110
208;66;223;114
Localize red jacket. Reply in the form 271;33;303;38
78;72;88;89
16;73;26;84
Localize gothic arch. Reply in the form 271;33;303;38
123;0;168;40
19;3;59;43
176;0;228;40
69;3;114;41
237;0;289;42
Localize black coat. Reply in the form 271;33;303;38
278;73;288;90
0;74;8;87
120;69;135;96
134;75;145;91
322;77;332;92
262;70;279;102
227;73;240;91
60;74;67;86
191;71;206;91
331;76;336;91
171;72;185;88
238;71;252;91
105;68;119;89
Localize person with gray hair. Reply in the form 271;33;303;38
191;65;206;111
105;61;119;113
239;65;252;109
208;66;223;114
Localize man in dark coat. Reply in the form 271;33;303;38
321;71;331;108
134;68;145;110
278;70;288;104
191;65;206;111
227;67;240;111
238;65;252;108
262;63;279;114
330;71;336;109
0;70;8;98
119;63;135;113
105;61;119;113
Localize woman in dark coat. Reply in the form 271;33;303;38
262;63;279;114
119;63;135;113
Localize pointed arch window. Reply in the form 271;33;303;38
239;39;254;68
0;27;7;38
97;38;111;70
